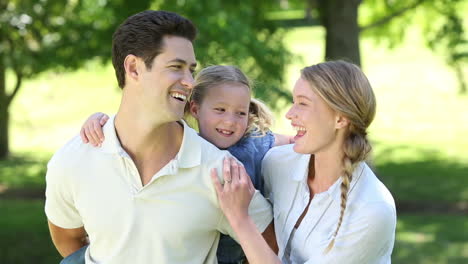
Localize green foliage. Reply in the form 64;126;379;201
0;0;151;77
152;0;293;104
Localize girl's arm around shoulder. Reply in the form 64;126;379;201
273;133;294;147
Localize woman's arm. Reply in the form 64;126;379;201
211;158;281;264
79;112;109;146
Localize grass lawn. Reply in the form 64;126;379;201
0;200;61;264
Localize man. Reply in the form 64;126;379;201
45;10;274;263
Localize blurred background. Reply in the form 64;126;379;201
0;0;467;263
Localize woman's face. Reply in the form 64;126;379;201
286;78;341;154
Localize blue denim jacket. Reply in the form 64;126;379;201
217;131;275;263
61;131;275;264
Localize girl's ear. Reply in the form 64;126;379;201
335;114;350;130
190;101;200;119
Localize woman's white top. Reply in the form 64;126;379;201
262;145;396;264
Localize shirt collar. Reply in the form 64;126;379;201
100;116;201;168
176;120;201;168
100;115;124;155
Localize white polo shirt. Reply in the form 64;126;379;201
262;144;396;264
45;117;272;264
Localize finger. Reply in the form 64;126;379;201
88;122;101;146
240;165;255;192
100;114;109;126
84;126;98;146
210;168;223;195
93;119;105;143
230;158;240;185
223;157;231;183
80;128;89;143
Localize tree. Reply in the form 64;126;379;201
0;0;150;159
274;0;467;92
0;0;292;159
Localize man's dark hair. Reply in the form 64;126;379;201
112;10;197;88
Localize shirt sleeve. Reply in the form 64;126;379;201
217;190;273;243
44;156;83;229
215;152;273;242
305;201;396;264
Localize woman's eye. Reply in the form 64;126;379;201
238;112;247;116
214;108;225;112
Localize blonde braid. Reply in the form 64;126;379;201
324;130;371;253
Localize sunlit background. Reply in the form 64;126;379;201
1;1;467;263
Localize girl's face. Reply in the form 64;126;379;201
190;83;250;149
286;78;345;154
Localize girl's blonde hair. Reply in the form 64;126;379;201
186;65;274;136
301;60;376;253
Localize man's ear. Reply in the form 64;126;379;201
335;115;350;129
189;101;200;119
124;54;139;82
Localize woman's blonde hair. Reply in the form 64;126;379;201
301;60;376;253
186;65;274;136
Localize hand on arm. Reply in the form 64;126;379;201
48;220;88;257
211;158;280;264
273;133;295;146
79;112;109;146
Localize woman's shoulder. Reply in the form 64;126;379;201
263;144;297;163
352;162;396;214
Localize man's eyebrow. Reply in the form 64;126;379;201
167;58;197;68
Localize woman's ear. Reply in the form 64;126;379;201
335;115;350;129
190;101;200;119
124;54;139;82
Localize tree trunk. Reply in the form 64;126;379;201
319;0;362;66
0;61;9;159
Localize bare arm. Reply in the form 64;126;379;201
48;220;88;257
273;133;294;147
211;158;280;264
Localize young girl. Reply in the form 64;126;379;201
212;61;396;264
78;65;292;264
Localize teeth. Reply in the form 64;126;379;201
217;129;233;135
170;92;187;102
293;126;306;131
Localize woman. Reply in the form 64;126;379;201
211;60;396;263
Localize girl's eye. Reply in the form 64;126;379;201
238;112;247;116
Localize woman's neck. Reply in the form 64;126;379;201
307;145;344;195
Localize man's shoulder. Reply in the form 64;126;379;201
195;134;231;162
48;134;99;170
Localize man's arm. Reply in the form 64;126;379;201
48;220;88;257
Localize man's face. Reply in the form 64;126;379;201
136;35;197;122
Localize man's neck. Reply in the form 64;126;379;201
114;108;184;186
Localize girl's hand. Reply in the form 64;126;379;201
211;158;255;225
79;112;109;147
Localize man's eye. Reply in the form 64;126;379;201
170;65;182;69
